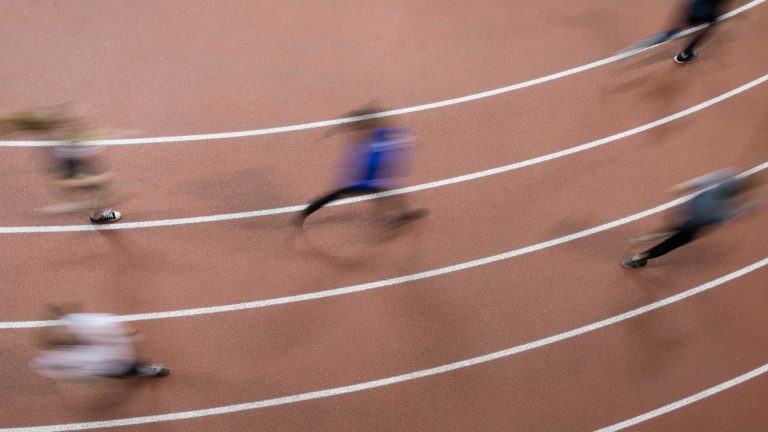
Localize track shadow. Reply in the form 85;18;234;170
614;47;681;72
235;213;297;232
62;378;144;412
621;263;676;292
289;212;391;268
183;168;286;213
288;206;429;268
608;267;692;381
545;215;596;243
90;230;177;313
603;64;692;144
622;311;691;382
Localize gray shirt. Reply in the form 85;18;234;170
687;175;742;226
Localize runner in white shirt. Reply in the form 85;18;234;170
32;312;169;380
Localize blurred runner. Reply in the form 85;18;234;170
618;0;732;64
295;108;428;228
31;308;170;380
0;106;123;223
45;135;122;223
622;168;761;268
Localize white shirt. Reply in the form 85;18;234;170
31;313;136;380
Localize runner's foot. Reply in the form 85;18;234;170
674;49;698;64
136;364;171;377
622;254;649;269
90;210;122;224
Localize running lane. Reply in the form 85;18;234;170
1;1;767;431
624;371;768;431
0;0;683;136
0;7;766;226
1;27;767;227
1;217;767;429
0;77;766;321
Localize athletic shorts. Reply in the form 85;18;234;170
688;0;721;24
60;158;87;179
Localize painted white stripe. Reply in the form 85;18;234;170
2;73;767;235
596;363;768;431
3;257;766;431
3;159;767;330
0;0;762;148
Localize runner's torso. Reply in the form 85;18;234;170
687;177;741;226
342;128;411;189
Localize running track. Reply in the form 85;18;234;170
1;1;767;431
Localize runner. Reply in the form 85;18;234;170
0;106;123;223
622;168;761;268
295;108;428;228
31;308;170;380
618;0;732;64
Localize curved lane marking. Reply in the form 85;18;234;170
3;257;766;431
596;362;768;431
2;159;766;330
0;0;762;148
1;73;767;234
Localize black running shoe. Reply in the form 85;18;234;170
622;255;648;269
90;210;122;224
674;49;698;64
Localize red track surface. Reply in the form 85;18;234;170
1;1;767;431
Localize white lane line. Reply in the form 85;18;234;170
595;363;768;431
3;159;766;330
3;257;766;431
0;0;762;148
2;73;767;235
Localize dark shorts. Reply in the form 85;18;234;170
687;12;717;24
688;0;721;24
60;158;85;179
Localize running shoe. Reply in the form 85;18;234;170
674;49;698;64
90;210;122;224
622;255;649;269
136;364;171;377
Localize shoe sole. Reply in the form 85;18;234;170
153;368;171;377
674;55;697;64
621;259;647;269
90;218;122;224
138;366;171;377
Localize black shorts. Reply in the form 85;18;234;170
60;158;88;179
688;0;722;24
687;12;717;25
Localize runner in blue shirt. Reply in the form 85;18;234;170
295;108;428;228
